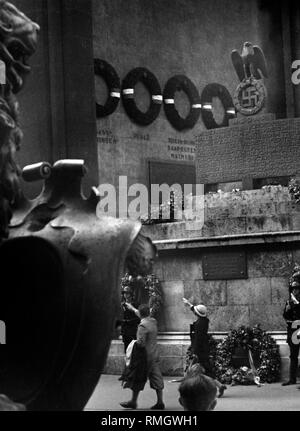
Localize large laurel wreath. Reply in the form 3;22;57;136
121;273;163;317
214;325;281;385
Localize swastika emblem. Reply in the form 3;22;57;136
233;78;266;116
241;87;259;108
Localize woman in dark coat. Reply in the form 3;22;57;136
183;298;227;398
190;304;210;368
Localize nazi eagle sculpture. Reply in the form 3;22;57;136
231;41;268;82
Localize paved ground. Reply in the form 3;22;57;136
85;374;300;411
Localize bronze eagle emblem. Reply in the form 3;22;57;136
231;42;268;82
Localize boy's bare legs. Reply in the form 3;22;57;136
151;389;165;410
120;390;139;409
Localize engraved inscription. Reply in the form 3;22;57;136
167;138;195;162
97;128;118;145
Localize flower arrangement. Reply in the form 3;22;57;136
121;273;163;318
141;190;184;225
145;274;163;317
288;176;300;203
214;325;281;385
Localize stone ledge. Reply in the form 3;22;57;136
152;230;300;251
229;113;276;126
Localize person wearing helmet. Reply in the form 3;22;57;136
282;280;300;386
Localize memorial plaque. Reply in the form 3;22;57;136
149;161;196;191
202;250;247;280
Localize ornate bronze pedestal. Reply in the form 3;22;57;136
0;160;155;410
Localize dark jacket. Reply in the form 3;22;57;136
283;299;300;342
190;316;210;361
121;342;148;392
121;304;140;339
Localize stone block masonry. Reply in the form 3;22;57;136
155;249;293;333
121;186;300;379
141;186;299;333
142;185;300;241
196;118;300;186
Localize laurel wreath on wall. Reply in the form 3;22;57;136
94;58;121;117
121;273;163;318
200;83;235;129
214;325;281;385
163;75;201;131
94;60;237;130
121;67;162;126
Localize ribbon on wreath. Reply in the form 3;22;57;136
248;348;263;387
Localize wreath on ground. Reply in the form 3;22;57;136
214;325;281;385
121;273;163;318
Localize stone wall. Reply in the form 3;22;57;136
12;0;98;198
153;246;295;333
142;185;300;240
196;117;300;187
8;2;298;200
93;0;287;196
10;1;296;201
106;187;300;377
141;186;299;332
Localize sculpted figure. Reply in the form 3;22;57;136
231;41;268;82
231;42;268;116
0;1;39;238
